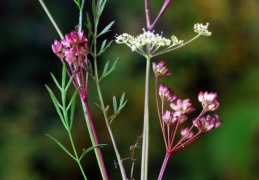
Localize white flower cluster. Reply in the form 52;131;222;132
194;23;212;36
115;30;183;51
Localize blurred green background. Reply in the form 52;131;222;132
1;0;259;179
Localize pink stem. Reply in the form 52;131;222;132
158;151;171;180
82;97;109;179
148;0;172;31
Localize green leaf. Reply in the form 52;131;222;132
113;96;117;114
50;73;62;91
96;21;114;38
68;86;81;130
86;13;93;40
101;60;110;78
92;0;97;23
98;0;107;18
62;64;67;89
45;85;67;130
79;144;107;161
99;58;118;81
97;40;113;57
119;92;127;110
46;134;76;161
65;75;74;92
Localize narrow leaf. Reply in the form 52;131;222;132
45;85;67;129
101;60;110;78
68;86;81;130
96;21;114;38
65;75;74;91
79;144;107;161
50;73;62;91
61;64;67;89
113;96;117;114
98;0;107;18
46;134;76;161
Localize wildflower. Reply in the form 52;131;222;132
193;114;222;132
171;111;188;125
194;23;212;36
162;110;173;125
115;29;183;52
170;99;195;114
180;127;194;139
52;30;89;67
153;60;172;78
159;84;178;103
198;91;220;111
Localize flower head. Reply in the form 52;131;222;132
194;23;212;36
198;91;220;111
153;60;172;78
115;29;183;52
170;99;195;114
193;114;222;132
52;30;89;67
159;84;178;103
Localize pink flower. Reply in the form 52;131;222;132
193;114;222;132
198;91;220;111
65;47;77;65
52;39;63;54
162;110;173;125
159;84;178;103
171;111;188;124
180;127;194;139
153;60;172;78
62;30;87;47
170;99;195;114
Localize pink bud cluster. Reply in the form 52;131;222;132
153;60;172;78
51;30;89;67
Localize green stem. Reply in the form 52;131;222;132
68;130;88;180
38;0;64;39
141;56;151;180
93;53;127;180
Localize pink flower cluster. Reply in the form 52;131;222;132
153;60;222;153
52;30;89;67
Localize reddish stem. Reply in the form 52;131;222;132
82;97;109;179
158;151;171;180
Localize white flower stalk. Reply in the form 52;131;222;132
194;23;212;36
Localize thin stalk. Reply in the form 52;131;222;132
68;131;88;180
145;0;151;28
158;152;171;180
155;77;168;149
81;98;108;180
93;57;127;180
141;56;151;180
39;0;64;39
149;0;172;31
92;14;126;178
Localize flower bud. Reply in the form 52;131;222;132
170;99;195;114
159;84;178;103
180;127;194;139
193;114;222;132
153;60;172;78
198;91;220;111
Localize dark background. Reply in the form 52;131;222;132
1;0;259;179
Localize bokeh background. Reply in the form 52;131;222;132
1;0;259;179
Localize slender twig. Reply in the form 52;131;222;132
140;56;151;180
39;0;64;39
148;0;172;31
